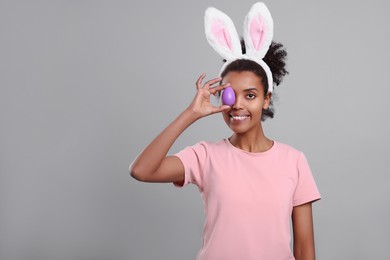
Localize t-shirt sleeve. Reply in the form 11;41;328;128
293;152;321;206
172;142;208;191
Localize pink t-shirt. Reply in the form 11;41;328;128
173;139;321;260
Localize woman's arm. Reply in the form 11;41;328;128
130;74;230;183
130;109;196;184
292;202;316;260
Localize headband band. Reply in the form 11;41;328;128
204;2;274;92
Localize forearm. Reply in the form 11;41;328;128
292;202;316;260
130;74;229;181
293;242;315;260
130;108;198;178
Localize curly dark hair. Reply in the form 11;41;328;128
220;40;288;121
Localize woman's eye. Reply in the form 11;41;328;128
246;93;256;99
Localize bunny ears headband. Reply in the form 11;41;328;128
205;2;274;92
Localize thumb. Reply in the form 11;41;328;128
212;105;231;114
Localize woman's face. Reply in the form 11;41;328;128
221;71;271;134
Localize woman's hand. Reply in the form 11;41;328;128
187;73;231;120
130;74;230;183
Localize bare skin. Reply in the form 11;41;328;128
292;202;316;260
220;71;272;152
130;74;230;184
130;72;316;259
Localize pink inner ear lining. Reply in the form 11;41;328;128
211;19;232;50
250;14;266;51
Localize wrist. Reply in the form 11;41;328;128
182;107;201;122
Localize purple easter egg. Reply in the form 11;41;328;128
222;87;235;106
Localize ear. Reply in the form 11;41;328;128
243;2;274;59
263;92;272;110
205;7;242;61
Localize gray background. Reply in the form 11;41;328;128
1;0;389;259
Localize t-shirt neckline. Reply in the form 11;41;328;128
224;138;277;157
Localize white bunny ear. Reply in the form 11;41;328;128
243;2;273;59
205;7;242;61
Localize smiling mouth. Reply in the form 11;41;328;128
229;115;250;121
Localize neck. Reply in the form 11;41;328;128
229;125;273;153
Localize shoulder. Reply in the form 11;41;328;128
178;139;228;154
275;141;302;153
274;141;305;161
189;139;228;149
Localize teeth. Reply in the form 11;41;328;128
231;115;249;120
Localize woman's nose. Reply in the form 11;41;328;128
232;95;243;110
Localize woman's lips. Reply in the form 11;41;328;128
229;114;250;121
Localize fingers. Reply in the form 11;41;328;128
203;77;222;89
211;105;231;114
196;73;206;90
196;74;222;90
209;82;230;95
